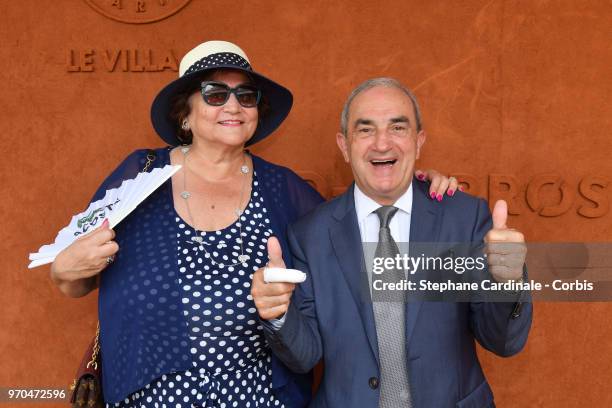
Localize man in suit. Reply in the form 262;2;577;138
251;78;532;407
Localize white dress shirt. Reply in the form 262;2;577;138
354;183;413;290
354;183;413;244
267;183;414;329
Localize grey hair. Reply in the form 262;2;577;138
339;77;423;135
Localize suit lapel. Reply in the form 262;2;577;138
328;181;443;362
330;186;380;365
406;179;442;348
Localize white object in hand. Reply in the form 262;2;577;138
27;164;182;268
264;267;307;283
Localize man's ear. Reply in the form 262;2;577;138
415;130;426;159
336;132;350;163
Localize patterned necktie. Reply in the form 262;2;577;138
374;206;406;302
372;205;412;407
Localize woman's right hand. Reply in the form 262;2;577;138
50;219;119;297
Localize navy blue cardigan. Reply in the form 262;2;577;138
90;147;323;405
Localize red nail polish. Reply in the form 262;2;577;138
417;174;425;180
437;194;443;202
448;190;454;196
459;186;464;192
102;219;109;228
430;192;436;199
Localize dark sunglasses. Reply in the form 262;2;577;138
200;81;261;108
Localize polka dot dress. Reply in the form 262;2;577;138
110;172;284;408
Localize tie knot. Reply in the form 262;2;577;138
375;206;398;229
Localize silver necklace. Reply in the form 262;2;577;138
180;145;250;266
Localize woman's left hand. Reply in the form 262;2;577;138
414;169;460;202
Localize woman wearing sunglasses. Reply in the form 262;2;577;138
50;41;458;408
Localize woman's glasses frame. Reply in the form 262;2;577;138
200;81;261;108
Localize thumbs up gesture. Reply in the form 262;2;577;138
251;237;297;320
484;200;527;283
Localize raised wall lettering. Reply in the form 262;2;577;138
102;49;121;71
66;48;178;73
452;173;480;197
489;174;522;215
578;176;609;218
526;174;574;217
84;0;192;24
128;49;145;71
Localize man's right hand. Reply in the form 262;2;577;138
251;236;296;320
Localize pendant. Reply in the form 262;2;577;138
181;146;190;154
241;165;249;174
191;236;203;244
238;254;250;263
181;191;191;199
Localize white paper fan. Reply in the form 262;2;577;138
28;164;182;268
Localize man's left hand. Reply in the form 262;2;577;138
484;200;527;283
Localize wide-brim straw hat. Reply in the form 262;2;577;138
150;40;293;146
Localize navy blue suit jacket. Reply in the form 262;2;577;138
264;180;532;408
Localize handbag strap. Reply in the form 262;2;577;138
142;149;157;172
86;322;101;370
73;148;158;386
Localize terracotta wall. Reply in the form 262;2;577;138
1;0;611;406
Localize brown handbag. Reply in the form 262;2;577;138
70;322;103;407
69;150;158;407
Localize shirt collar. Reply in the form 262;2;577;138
354;182;413;223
